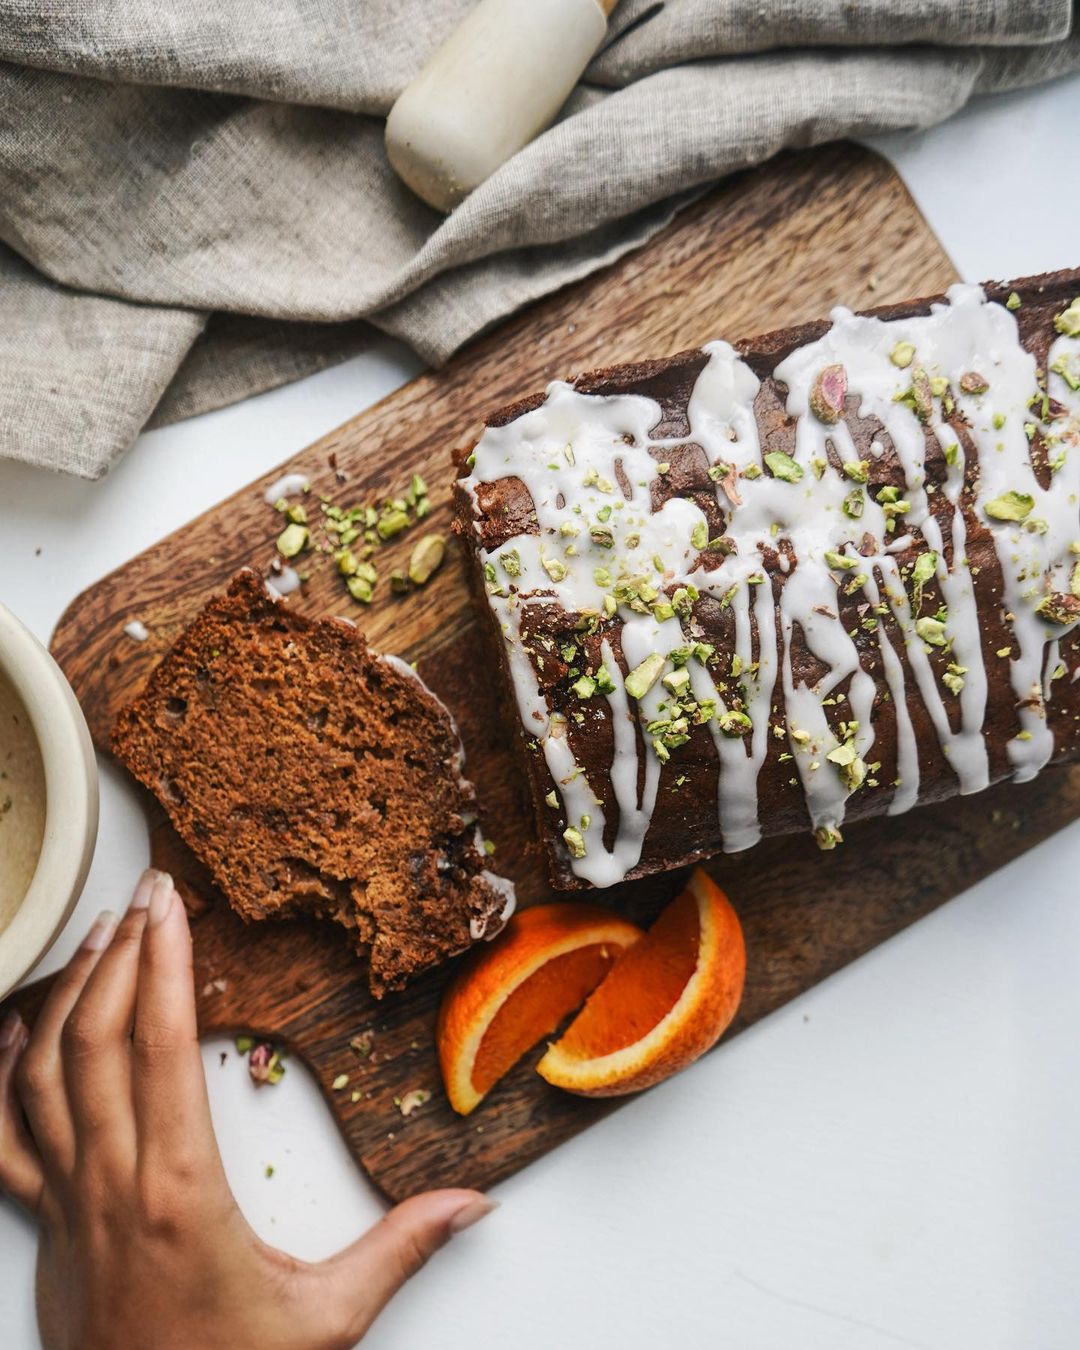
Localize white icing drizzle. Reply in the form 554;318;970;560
262;471;309;505
123;620;149;642
462;285;1080;885
265;565;301;598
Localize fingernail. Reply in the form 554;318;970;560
129;868;164;911
81;910;118;952
448;1197;498;1235
147;872;176;927
0;1010;22;1051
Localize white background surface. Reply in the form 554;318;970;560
2;74;1079;1350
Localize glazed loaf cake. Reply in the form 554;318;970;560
454;272;1080;889
112;571;514;995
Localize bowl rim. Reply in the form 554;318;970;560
0;601;98;998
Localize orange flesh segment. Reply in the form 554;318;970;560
556;887;701;1059
471;942;620;1095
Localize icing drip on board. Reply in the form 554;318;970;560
462;285;1080;886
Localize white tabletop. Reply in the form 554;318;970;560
2;74;1079;1350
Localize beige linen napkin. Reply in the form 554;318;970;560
0;0;1076;477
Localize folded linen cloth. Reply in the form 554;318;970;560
0;1;1076;479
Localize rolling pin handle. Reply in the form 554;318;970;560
386;0;615;213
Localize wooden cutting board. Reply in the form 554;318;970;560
10;144;1080;1203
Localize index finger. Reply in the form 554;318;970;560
131;875;218;1167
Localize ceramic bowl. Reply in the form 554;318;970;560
0;601;98;1000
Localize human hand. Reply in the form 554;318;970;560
0;870;494;1350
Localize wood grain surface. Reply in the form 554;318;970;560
11;143;1076;1204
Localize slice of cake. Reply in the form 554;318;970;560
111;570;514;996
454;272;1080;889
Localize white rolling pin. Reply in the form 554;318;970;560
385;0;619;213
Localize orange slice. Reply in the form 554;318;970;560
437;903;643;1115
537;869;745;1096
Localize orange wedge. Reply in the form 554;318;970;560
437;903;643;1115
537;869;745;1096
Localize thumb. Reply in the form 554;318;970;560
316;1188;496;1341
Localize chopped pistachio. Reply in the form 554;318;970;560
595;665;616;693
500;548;521;577
562;826;587;859
336;548;359;577
984;491;1034;522
824;549;857;571
764;450;803;483
408;534;445;586
1036;593;1080;625
389;570;410;594
572;674;597;699
1053;296;1080;337
1071;561;1080;599
814;824;843;850
690;520;708;550
996;646;1012;658
235;1035;254;1054
809;363;847;424
590;525;614;548
346;575;373;604
625;652;666;700
810;456;827;480
929;375;949;398
895;368;933;422
717;709;753;738
545;790;559;809
377;509;409;540
410;473;428;499
911;550;938;591
1005;292;1021;311
398;1089;432;1117
276;523;310;558
915;616;947;646
741;463;763;480
842;488;864;519
332;1073;350;1091
992;412;1006;430
284;503;307;525
890;341;916;369
841;460;869;484
959;371;989;395
542;557;568;583
1051;352;1080;392
662;668;691;696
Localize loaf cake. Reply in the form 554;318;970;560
454;273;1080;889
111;570;514;995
